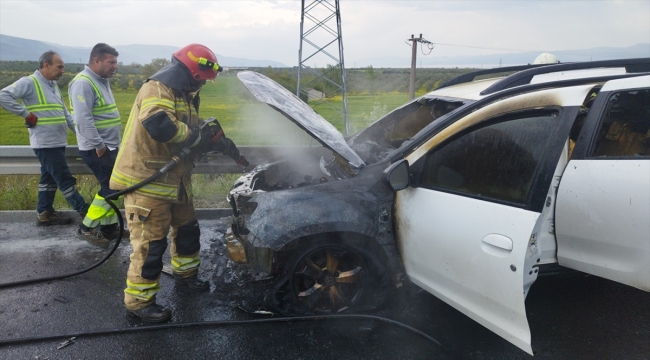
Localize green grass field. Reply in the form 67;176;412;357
0;75;422;145
0;74;420;210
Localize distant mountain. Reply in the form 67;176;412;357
0;34;286;67
356;43;650;68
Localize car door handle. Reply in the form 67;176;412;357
481;234;513;251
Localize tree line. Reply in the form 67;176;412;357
0;59;171;90
252;65;478;97
1;59;478;95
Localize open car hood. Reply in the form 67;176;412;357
237;71;365;170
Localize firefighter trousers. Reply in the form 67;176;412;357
123;191;201;310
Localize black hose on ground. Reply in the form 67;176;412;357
0;149;191;289
0;314;448;354
0;150;448;355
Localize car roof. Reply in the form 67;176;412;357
424;77;503;101
429;58;650;102
421;67;628;102
475;58;649;95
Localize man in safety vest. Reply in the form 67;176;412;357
69;43;128;247
110;44;248;322
0;51;89;226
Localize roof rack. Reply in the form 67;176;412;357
480;58;650;95
437;64;555;89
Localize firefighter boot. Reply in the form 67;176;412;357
126;303;172;323
174;273;210;291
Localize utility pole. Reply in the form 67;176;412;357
408;34;420;100
407;34;434;100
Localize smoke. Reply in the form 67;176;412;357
236;99;334;171
238;103;313;147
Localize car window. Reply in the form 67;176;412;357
350;98;465;164
420;112;559;205
568;89;600;159
388;100;464;143
591;89;650;158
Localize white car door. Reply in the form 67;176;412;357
556;76;650;291
395;85;596;354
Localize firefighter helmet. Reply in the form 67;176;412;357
173;44;221;81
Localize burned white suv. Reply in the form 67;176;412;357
226;59;649;355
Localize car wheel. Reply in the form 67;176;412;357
282;239;390;315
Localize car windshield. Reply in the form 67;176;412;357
349;97;466;164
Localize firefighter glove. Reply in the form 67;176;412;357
24;113;38;128
197;124;217;153
236;155;249;167
212;137;243;162
184;125;201;148
185;126;209;159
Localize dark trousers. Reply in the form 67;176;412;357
33;147;88;214
79;148;119;198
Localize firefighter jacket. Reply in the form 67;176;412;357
110;79;200;202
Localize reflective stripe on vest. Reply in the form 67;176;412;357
25;75;66;125
69;74;119;118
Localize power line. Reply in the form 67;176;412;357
430;42;649;57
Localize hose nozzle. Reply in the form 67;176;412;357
159;147;192;173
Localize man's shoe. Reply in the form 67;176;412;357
174;273;210;291
77;227;110;248
102;226;130;241
37;211;73;226
126;303;171;323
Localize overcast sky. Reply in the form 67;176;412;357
1;0;649;67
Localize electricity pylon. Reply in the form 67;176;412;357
297;0;349;135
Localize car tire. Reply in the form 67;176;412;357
275;238;390;315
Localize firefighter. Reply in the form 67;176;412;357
110;44;248;322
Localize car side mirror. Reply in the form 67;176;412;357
384;159;410;191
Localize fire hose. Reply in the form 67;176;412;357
0;120;448;354
0;125;200;289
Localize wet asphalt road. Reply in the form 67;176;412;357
0;215;648;360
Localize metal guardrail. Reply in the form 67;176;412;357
0;145;324;175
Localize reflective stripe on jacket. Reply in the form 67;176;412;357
69;74;119;122
27;75;67;126
110;80;198;202
69;66;121;150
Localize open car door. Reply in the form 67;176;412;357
394;85;596;354
556;76;650;291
